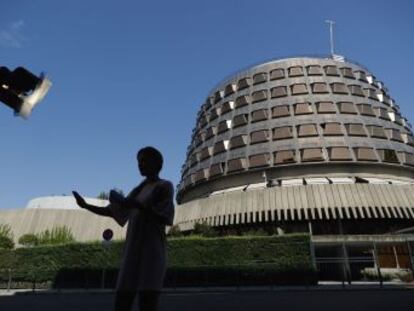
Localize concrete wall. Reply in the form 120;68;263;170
0;208;126;244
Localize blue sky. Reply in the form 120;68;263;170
0;0;413;208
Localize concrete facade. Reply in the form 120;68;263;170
174;56;414;232
0;197;125;243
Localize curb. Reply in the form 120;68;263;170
1;283;414;296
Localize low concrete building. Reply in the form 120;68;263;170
0;196;126;243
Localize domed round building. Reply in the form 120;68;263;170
174;56;414;241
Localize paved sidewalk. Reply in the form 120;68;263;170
1;288;414;311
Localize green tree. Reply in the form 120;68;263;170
0;223;14;249
97;191;109;200
97;188;125;200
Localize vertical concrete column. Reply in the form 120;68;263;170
372;242;383;288
406;240;414;273
308;221;317;271
341;242;351;284
392;246;400;269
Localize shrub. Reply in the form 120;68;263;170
18;234;39;247
0;224;14;250
193;221;218;237
0;234;315;288
0;236;14;250
242;228;269;236
168;225;183;237
37;226;75;246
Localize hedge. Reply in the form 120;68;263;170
0;234;316;288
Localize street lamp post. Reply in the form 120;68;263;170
0;66;52;119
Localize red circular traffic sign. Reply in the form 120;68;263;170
102;229;113;241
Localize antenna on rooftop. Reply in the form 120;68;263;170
325;19;335;57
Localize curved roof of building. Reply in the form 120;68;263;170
26;196;108;210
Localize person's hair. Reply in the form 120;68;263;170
137;146;163;174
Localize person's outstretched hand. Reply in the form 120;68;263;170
72;191;87;209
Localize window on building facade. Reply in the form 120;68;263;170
297;124;318;137
213;140;229;155
378;149;399;163
331;82;349;94
194;169;208;183
249;153;270;168
345;123;367;136
272;105;290;118
317;101;336;114
340;67;355;79
354;147;377;161
232;114;249;127
224;83;236;97
398;152;414;166
273;126;293;140
270;68;285;80
338;102;357;114
354;70;368;82
312;82;329;94
229;135;248;149
205;126;217;140
227;158;247;172
253;72;267;85
366;125;387;139
214;90;222;103
237;77;251;90
200;147;212;160
374;107;391;120
357;104;375;116
251;109;268;122
307;65;323;75
301;148;324;162
322;123;343;136
348;84;365;97
198;115;208;128
271;86;288;98
235;95;250;108
288;66;304;77
329;147;352;161
401;133;414;146
221;101;234;115
385;128;403;142
324;65;339;76
294;102;313;115
291;83;308;95
251;90;268;103
217;120;231;134
209;162;225;177
364;88;378;100
274;150;296;164
189;153;198;167
250;130;269;144
208;108;220;121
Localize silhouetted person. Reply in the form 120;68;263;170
73;146;174;311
